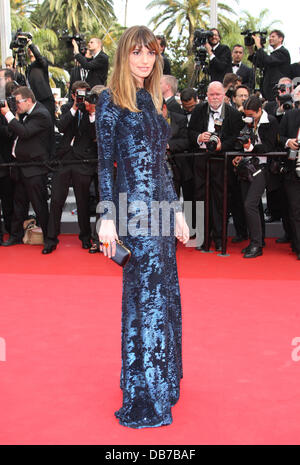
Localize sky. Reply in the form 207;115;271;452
114;0;299;62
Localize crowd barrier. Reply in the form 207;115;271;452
0;153;289;256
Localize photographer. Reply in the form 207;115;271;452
72;38;108;88
279;107;300;260
232;85;250;112
42;81;97;254
205;28;232;83
160;75;183;114
233;96;279;258
247;30;291;101
0;87;52;246
189;81;243;251
264;77;294;121
26;41;55;123
223;73;240;105
231;44;254;89
156;35;171;75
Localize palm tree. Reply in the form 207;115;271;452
147;0;236;80
44;0;115;33
147;0;236;57
240;9;281;34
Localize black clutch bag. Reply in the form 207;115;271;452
111;240;131;267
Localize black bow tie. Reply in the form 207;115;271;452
184;110;191;116
232;63;240;67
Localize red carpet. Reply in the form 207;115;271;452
0;235;300;445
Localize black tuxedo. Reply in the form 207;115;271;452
46;103;97;246
74;51;109;87
279;109;300;252
232;62;254;89
162;53;171;75
188;102;243;242
209;43;232;83
290;63;300;80
0;114;15;235
27;44;55;121
248;46;291;101
6;102;52;240
166;96;183;114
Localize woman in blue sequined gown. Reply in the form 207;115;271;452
96;26;189;429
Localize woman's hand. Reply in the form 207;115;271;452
98;219;118;258
175;212;190;245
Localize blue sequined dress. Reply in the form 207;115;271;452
96;88;182;428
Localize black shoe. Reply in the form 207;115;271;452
196;242;211;251
231;235;248;243
243;246;263;258
2;237;23;246
297;253;300;260
189;234;196;240
276;236;290;244
42;244;56;254
82;240;91;249
214;240;222;252
89;242;100;254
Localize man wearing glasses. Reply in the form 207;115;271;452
0;86;52;245
205;28;232;83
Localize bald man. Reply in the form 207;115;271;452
72;37;109;87
188;81;244;250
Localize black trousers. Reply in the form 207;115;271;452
10;171;49;240
0;175;15;235
240;167;266;247
46;166;93;245
227;163;248;238
283;172;300;253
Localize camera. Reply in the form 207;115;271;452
60;32;87;55
85;91;98;105
241;30;267;47
0;96;17;114
234;116;255;151
278;93;294;111
206;118;223;152
10;29;32;49
193;29;214;62
225;86;235;99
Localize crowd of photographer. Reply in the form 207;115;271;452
0;27;300;260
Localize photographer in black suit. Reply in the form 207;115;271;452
231;44;254;90
233;96;279;258
279;108;300;259
0;87;52;245
42;81;97;254
72;38;108;88
189;81;243;250
26;41;55;123
205;28;232;83
247;30;291;101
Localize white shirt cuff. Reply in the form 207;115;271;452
5;111;15;123
70;107;76;117
209;54;215;61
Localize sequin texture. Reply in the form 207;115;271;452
96;89;182;428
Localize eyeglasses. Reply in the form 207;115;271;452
16;98;27;104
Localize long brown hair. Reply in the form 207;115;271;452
109;26;163;113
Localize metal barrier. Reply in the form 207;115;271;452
0;153;288;255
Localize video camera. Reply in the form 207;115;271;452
235;116;255;151
60;32;87;55
10;29;32;49
241;30;267;47
193;29;214;62
278;94;294;111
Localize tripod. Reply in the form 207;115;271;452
189;57;210;101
